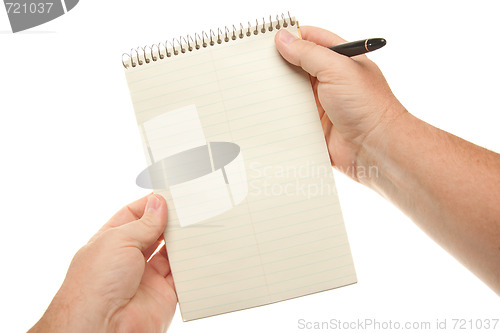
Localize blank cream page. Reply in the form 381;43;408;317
124;19;357;321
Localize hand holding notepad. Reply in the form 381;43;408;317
123;14;357;321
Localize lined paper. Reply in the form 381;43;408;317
124;21;356;321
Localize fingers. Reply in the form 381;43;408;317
299;26;347;47
117;194;168;252
300;26;369;62
275;29;351;82
97;193;151;233
148;250;171;277
165;273;175;291
144;236;165;261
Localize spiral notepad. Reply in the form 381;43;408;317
123;14;357;321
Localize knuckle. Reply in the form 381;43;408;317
300;40;318;57
139;214;162;231
140;214;154;225
295;41;320;72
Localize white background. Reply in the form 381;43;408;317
1;1;499;332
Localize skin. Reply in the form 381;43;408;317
275;26;500;294
29;194;176;333
30;25;500;333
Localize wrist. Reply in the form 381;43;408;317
355;100;409;189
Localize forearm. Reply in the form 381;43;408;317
358;105;500;293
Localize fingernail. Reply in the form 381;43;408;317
146;194;161;213
279;29;297;44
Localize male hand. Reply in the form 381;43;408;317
275;26;405;181
30;194;176;333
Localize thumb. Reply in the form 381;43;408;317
118;194;167;251
275;29;349;80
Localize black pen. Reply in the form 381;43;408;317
328;38;386;57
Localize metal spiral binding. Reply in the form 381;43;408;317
122;12;296;69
